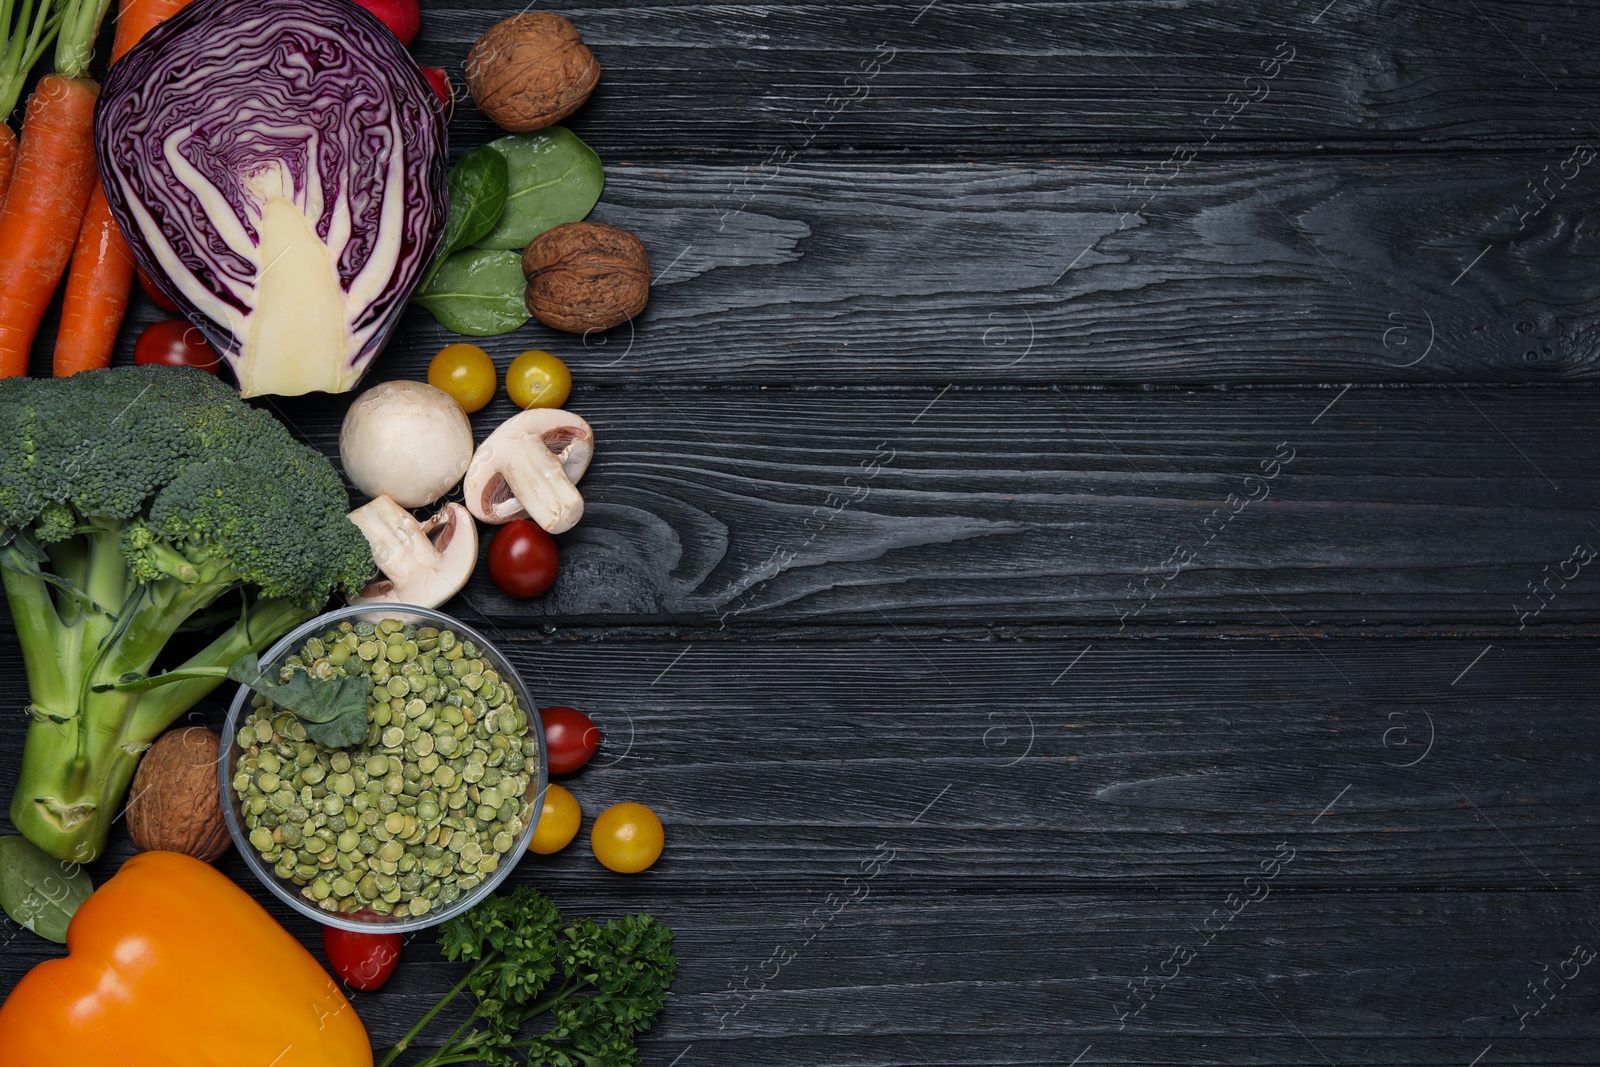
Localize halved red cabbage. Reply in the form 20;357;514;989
97;0;447;397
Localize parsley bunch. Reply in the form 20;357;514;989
379;886;677;1067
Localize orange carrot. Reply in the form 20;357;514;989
0;125;17;206
111;0;190;62
0;74;98;379
53;187;135;376
48;0;192;376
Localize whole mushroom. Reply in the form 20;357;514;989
340;381;474;508
347;495;479;609
462;408;593;532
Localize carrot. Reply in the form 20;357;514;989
0;125;17;207
53;187;136;376
0;0;57;213
48;0;192;376
111;0;190;62
0;75;99;379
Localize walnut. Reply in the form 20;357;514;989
522;222;650;333
127;727;230;863
466;13;600;133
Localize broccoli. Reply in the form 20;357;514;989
0;366;372;862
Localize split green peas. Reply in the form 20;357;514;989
234;619;537;920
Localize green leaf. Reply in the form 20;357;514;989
0;836;92;943
412;249;531;337
227;654;369;748
419;146;511;291
302;705;370;748
474;128;603;251
446;146;512;252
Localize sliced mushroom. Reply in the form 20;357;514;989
462;408;593;532
348;495;478;608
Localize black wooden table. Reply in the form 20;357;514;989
5;1;1600;1064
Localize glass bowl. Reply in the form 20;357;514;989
218;604;547;933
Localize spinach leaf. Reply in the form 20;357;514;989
418;146;510;291
411;249;531;337
227;654;369;748
0;836;93;943
474;127;603;251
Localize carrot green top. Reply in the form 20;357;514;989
54;0;113;79
0;0;61;115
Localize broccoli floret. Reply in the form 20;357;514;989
0;366;373;862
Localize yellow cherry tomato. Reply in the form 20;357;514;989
590;802;664;873
528;784;582;855
506;350;572;409
428;343;497;413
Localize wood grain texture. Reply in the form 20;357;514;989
1;635;1593;893
410;1;1600;157
0;636;1594;1062
169;383;1600;631
0;884;1592;1063
83;157;1600;386
350;892;1600;1055
2;0;1597;1064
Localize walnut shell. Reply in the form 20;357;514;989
127;727;230;863
466;13;600;133
522;222;651;333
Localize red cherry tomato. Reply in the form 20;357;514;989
421;67;454;118
322;925;402;992
135;266;178;312
134;320;221;374
540;705;600;775
488;519;559;598
351;0;419;45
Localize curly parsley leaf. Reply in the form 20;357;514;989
385;887;675;1067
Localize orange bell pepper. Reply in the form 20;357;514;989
0;851;373;1067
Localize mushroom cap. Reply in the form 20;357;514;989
340;381;474;508
462;408;594;531
347;496;478;609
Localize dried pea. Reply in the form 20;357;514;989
232;619;535;917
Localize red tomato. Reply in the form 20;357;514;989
488;520;559;598
351;0;419;45
135;267;178;312
134;320;221;374
321;925;402;992
540;705;600;775
421;67;454;118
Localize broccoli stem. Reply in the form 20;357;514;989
128;597;311;739
11;682;144;863
4;525;313;862
0;549;73;720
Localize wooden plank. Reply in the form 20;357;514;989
80;157;1597;386
2;5;1594;1065
1;635;1594;895
349;892;1600;1055
193;384;1600;630
413;1;1600;156
2;884;1587;1062
306;633;1600;891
